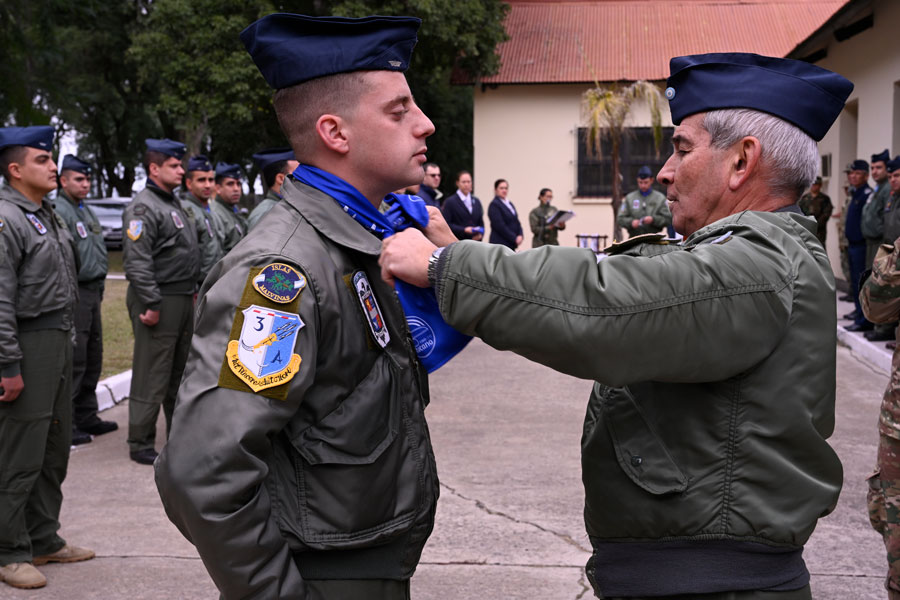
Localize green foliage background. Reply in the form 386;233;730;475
0;0;508;198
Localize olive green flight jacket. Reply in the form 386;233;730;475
53;189;108;284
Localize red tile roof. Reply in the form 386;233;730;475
482;0;848;84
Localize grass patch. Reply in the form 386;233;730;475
107;250;123;274
101;279;133;379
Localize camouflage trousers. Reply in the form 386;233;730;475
868;434;900;599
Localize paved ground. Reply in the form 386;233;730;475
4;303;893;599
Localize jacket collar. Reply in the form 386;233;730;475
0;184;46;213
282;178;381;256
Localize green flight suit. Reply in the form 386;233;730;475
179;191;224;286
211;196;246;253
121;182;199;452
0;184;78;565
430;208;839;599
616;189;671;237
529;202;564;247
864;180;891;266
246;189;282;231
53;190;109;429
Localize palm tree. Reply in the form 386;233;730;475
582;80;664;240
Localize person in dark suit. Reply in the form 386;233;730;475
487;179;523;250
441;170;483;240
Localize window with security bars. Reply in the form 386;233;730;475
576;126;674;198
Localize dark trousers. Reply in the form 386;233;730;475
849;243;871;326
600;587;811;600
126;287;193;452
305;579;410;600
72;283;103;429
0;329;72;565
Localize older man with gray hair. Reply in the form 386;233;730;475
381;52;852;599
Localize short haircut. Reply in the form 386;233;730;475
143;149;171;172
539;188;552;198
262;159;290;188
424;162;440;172
456;170;471;183
272;72;369;162
494;178;507;190
0;145;28;180
702;109;818;200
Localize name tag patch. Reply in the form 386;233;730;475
354;271;390;349
26;213;47;235
171;211;185;229
76;221;88;238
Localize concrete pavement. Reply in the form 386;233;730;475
4;307;893;599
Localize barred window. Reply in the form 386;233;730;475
576;126;674;197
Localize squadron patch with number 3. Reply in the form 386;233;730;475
226;304;304;392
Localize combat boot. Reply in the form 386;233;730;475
0;562;47;589
32;545;95;565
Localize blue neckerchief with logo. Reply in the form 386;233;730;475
293;164;470;372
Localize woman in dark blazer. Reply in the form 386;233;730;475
441;170;484;240
487;179;523;250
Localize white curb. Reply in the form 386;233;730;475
96;369;131;412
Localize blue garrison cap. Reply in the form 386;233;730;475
872;149;890;164
637;165;653;179
665;53;853;142
0;126;54;153
887;156;900;174
241;14;421;90
145;138;186;160
252;147;295;170
215;162;242;180
186;154;213;173
851;159;869;171
61;154;91;175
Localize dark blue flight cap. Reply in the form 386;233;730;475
186;154;214;173
215;162;242;180
0;126;54;153
60;154;91;175
637;165;653;179
665;53;853;141
145;138;186;160
851;159;869;172
252;147;295;170
240;13;421;90
887;156;900;174
872;149;890;164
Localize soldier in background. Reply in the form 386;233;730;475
798;175;832;246
529;187;565;247
178;154;223;286
121;138;199;465
246;148;298;231
861;233;900;600
616;165;671;238
844;159;874;332
54;155;118;444
837;163;854;301
212;162;247;253
865;150;892;266
0;126;94;590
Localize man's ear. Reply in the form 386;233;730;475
728;136;762;191
315;114;350;155
6;161;22;180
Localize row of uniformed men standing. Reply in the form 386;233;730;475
122;139;298;465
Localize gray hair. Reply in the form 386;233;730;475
701;109;819;199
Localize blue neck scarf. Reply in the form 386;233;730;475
293;164;470;372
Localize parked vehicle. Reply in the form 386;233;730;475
84;197;131;250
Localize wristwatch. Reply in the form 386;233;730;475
427;246;445;287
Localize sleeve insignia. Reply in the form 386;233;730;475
0;218;4;233
225;304;304;392
26;213;47;235
204;217;213;238
132;204;147;216
171;210;185;229
353;271;390;348
127;219;143;241
252;262;306;303
76;221;88;239
92;222;101;234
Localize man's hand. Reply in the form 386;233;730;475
424;207;458;247
642;216;654;225
380;229;437;288
631;219;641;229
515;234;523;247
139;308;160;327
0;375;24;402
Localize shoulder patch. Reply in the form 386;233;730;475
602;232;667;255
131;204;147;216
0;217;4;233
253;263;306;304
26;213;48;235
127;219;143;241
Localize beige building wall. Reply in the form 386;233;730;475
811;0;900;280
472;84;672;249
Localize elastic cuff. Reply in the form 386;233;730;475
433;242;456;304
1;362;21;378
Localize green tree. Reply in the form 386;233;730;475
583;81;664;240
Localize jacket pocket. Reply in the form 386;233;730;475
601;385;688;495
284;353;423;549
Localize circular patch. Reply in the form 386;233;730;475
665;87;676;100
407;316;436;358
253;263;307;304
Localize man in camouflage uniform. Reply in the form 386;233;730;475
178;154;224;286
54;155;118;444
838;164;853;301
529;187;566;247
121;138;199;465
246;148;298;231
212;162;246;253
616;165;672;238
0;126;94;590
861;228;900;600
798;176;832;246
